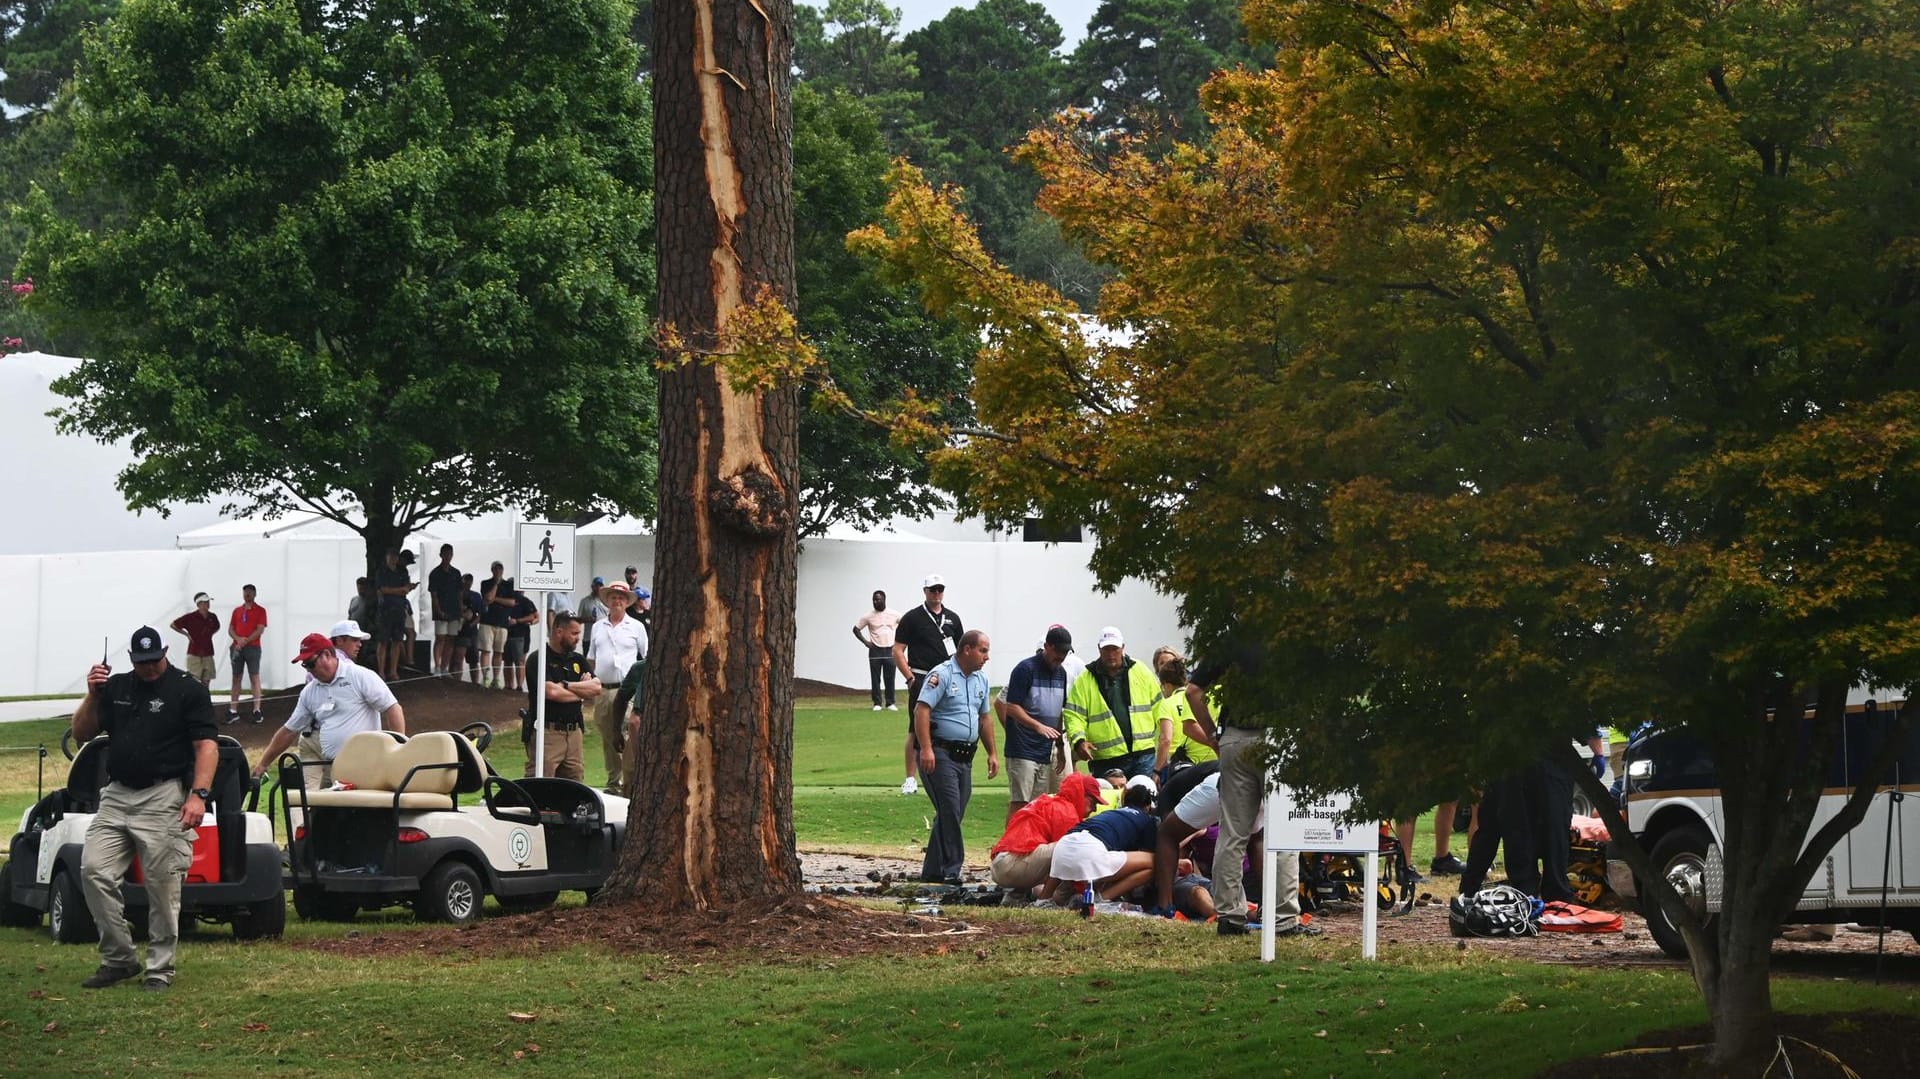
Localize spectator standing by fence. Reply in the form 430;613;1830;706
225;584;267;724
852;590;900;711
587;581;647;795
427;544;463;677
169;593;219;685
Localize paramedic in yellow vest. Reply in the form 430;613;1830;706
1064;626;1161;779
1152;655;1217;774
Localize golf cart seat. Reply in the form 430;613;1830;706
286;731;482;810
64;735;112;813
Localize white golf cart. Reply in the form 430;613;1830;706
1;732;285;942
276;724;628;924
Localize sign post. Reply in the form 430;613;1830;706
514;522;577;778
1262;780;1377;962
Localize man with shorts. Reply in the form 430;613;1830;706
427;544;463;676
478;562;514;688
168;592;219;684
374;549;412;680
1001;625;1073;821
226;584;267;724
504;588;539;693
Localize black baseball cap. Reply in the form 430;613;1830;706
129;626;166;662
1045;625;1073;651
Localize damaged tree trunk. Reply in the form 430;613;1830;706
602;0;803;910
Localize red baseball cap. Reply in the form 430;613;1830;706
292;632;335;664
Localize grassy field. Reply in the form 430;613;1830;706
1;696;1463;872
3;695;1912;1075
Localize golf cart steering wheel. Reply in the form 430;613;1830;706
459;721;494;754
61;728;77;761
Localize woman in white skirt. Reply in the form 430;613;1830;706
1049;775;1160;904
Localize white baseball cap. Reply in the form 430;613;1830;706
921;573;946;589
328;619;372;641
1096;626;1124;649
1125;774;1157;795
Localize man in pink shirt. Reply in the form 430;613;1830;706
851;589;900;712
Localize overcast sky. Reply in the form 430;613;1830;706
868;0;1103;50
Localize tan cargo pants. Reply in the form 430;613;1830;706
82;780;195;982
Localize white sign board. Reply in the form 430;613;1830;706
1264;785;1361;853
1260;780;1379;964
514;521;576;593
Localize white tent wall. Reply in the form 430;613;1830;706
0;531;1179;697
794;537;1180;689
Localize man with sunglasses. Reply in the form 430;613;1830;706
250;633;405;787
891;573;963;796
70;626;218;991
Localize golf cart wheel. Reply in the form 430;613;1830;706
419;861;483;924
233;894;287;940
0;862;41;927
497;891;558;914
292;885;360;923
50;869;98;944
1645;825;1714;960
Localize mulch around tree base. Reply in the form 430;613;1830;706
1536;1011;1920;1078
299;894;1035;963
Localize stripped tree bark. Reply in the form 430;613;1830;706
603;0;803;909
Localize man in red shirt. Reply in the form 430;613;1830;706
226;584;268;724
989;772;1103;898
168;592;220;684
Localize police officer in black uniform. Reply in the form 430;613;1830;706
70;626;218;991
526;612;600;780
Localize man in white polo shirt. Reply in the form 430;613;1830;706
586;580;648;796
251;632;406;787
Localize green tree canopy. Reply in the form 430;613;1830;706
792;81;976;537
856;0;1920;1063
0;0;118;111
21;0;657;569
1067;0;1271;149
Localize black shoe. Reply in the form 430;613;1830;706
1430;853;1465;876
1216;919;1250;936
81;964;140;989
251;710;265;724
224;710;241;725
141;976;171;992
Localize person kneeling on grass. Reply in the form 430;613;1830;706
1047;775;1160;906
989;772;1104;897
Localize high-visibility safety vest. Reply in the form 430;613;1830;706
1154;690;1218;765
1064;659;1161;762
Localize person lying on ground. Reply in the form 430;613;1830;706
1150;761;1223;914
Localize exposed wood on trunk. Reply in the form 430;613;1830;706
604;0;801;912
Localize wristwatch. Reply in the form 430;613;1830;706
191;787;213;801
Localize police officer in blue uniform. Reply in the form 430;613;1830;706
912;629;1000;884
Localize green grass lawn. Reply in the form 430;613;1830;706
4;695;1912;1076
0;912;1911;1076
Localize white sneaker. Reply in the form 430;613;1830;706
887;704;899;711
900;776;919;796
872;705;883;711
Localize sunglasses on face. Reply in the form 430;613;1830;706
925;585;945;593
301;657;321;671
133;657;165;667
